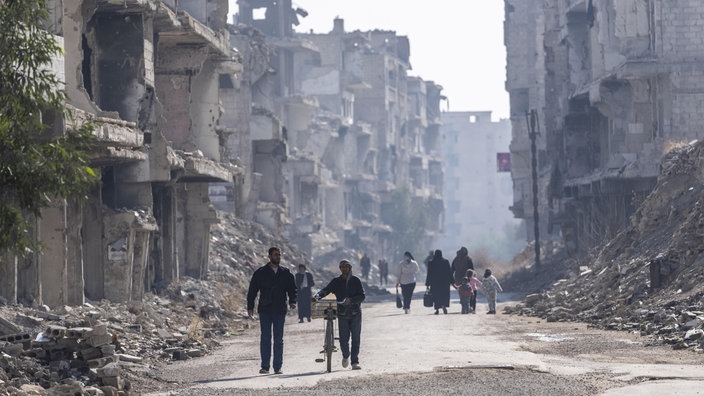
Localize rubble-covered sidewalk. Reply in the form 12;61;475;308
0;212;327;395
504;140;704;354
0;211;389;395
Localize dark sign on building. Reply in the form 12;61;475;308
497;152;511;172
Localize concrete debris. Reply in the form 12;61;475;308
0;211;386;393
504;140;704;354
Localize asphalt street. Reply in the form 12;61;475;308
146;288;704;395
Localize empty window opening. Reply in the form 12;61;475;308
81;34;93;100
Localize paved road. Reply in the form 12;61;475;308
146;289;704;395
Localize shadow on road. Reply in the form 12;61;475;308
195;369;332;384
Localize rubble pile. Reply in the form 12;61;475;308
1;322;134;393
504;140;704;353
0;212;327;394
0;290;228;395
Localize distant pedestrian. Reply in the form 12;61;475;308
425;249;453;314
360;253;371;281
481;269;503;314
378;258;389;286
466;269;482;314
422;250;433;273
295;264;315;323
395;251;419;314
246;247;297;374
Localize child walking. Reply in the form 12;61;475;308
466;269;482;314
481;269;503;314
457;277;474;314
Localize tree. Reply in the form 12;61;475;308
0;0;97;255
384;187;430;260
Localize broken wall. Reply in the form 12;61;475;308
0;0;244;308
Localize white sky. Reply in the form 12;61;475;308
228;1;509;120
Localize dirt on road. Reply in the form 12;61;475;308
138;292;704;396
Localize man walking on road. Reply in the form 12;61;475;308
313;260;366;370
360;252;371;281
247;247;297;374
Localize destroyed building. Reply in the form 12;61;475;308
1;0;241;307
504;0;704;257
1;0;445;307
231;2;445;262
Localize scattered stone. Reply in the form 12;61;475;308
503;141;704;353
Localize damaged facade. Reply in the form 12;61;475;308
228;4;445;261
1;0;241;307
1;0;445;307
505;0;704;257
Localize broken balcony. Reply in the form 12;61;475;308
161;0;229;32
172;151;234;183
154;1;229;55
251;104;285;141
69;107;147;167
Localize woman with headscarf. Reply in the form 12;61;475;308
425;249;453;314
395;251;419;314
451;246;474;285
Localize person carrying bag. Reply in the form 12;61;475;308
423;287;433;307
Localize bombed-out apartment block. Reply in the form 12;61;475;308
232;4;445;261
0;0;446;307
1;0;241;307
505;0;704;256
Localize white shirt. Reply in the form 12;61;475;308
397;259;419;285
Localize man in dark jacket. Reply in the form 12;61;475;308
360;253;371;280
313;260;366;370
247;247;297;374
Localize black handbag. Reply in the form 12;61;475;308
396;286;403;308
423;289;433;307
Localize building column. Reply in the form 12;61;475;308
66;200;85;305
38;202;69;307
181;183;217;279
0;252;17;303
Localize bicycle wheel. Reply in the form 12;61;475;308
325;319;334;373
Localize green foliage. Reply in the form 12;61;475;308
384;187;430;260
0;0;98;254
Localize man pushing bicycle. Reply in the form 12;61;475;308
313;259;366;370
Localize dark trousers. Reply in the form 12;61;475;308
259;312;286;371
460;296;471;314
338;312;362;364
470;294;477;312
400;282;416;309
298;287;312;320
380;273;388;285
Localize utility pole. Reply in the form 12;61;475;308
526;110;541;267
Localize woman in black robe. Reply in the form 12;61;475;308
295;264;315;322
425;249;453;314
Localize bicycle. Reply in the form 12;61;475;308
312;299;338;372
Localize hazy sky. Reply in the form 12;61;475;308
228;1;509;120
